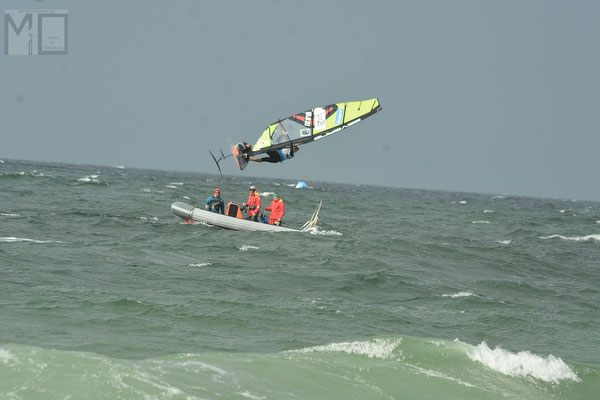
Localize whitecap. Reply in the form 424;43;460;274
459;200;468;204
463;341;580;383
307;227;342;236
165;185;178;189
0;160;4;164
1;213;21;217
237;392;266;400
239;245;259;251
483;210;494;214
188;262;211;267
540;234;600;243
472;221;490;224
260;192;275;197
77;175;101;184
290;338;401;359
0;237;59;244
183;196;190;200
595;220;600;224
495;240;511;245
0;348;16;365
442;291;474;298
491;195;506;199
113;165;125;169
169;182;184;186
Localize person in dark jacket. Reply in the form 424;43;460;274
205;188;224;214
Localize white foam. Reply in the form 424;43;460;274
459;200;468;204
188;262;211;267
0;160;4;164
169;182;184;186
307;227;342;236
237;391;266;400
180;220;211;226
495;240;512;245
165;185;178;189
183;196;190;200
407;364;477;388
18;170;50;177
0;237;59;244
239;245;259;251
291;338;401;359
540;234;600;243
442;291;474;298
0;349;16;365
472;220;490;224
492;195;506;199
113;165;125;169
464;341;580;383
483;210;495;214
77;175;101;184
1;213;21;217
595;220;600;224
260;192;275;197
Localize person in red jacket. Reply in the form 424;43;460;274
243;185;262;222
265;193;285;226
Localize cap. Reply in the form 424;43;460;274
273;192;279;198
249;185;256;190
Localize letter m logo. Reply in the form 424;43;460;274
5;11;34;55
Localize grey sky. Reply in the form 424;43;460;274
2;0;599;200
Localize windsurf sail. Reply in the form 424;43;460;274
248;98;382;156
210;98;382;173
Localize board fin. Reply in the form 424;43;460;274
209;149;232;178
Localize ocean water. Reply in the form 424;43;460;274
1;159;599;399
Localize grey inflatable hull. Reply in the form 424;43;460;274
171;202;320;232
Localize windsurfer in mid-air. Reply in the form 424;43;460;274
210;98;381;174
242;143;300;164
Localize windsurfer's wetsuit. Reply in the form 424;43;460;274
258;147;295;163
205;196;225;214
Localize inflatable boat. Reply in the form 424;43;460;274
171;201;321;232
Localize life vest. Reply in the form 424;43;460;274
246;192;261;216
266;199;285;224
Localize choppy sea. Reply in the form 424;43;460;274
1;159;599;399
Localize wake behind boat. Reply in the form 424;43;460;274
171;201;321;232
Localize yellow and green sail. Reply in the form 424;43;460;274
250;98;382;155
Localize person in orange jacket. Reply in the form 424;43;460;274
243;185;261;222
265;193;285;226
